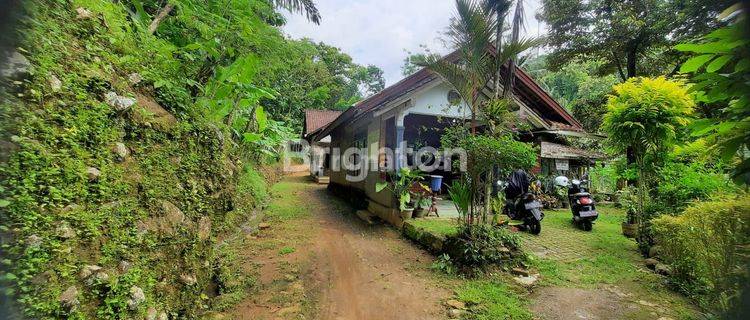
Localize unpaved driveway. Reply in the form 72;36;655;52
231;174;449;319
521;207;697;319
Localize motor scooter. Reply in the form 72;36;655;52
567;176;598;231
502;170;544;235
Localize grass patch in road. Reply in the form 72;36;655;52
455;280;532;320
408;218;459;237
264;179;311;221
279;246;296;255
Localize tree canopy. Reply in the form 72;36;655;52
538;0;733;80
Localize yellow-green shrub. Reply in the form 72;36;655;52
651;196;750;314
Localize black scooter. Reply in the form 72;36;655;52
502;170;544;235
567;177;598;231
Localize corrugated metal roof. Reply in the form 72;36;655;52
540;141;606;160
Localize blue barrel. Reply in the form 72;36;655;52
429;175;443;192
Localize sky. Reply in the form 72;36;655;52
282;0;546;86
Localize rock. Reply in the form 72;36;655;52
447;308;467;319
75;7;93;19
445;299;466;310
62;204;81;212
197;216;211;240
655;263;672;276
649;245;662;258
498;246;511;254
86;167;101;181
48;75;62;92
157;312;168;320
513;275;538;287
59;286;79;309
26;234;42;248
147;307;158;320
119;260;132;273
79;265;102;280
31;270;53;285
128;73;143;85
104;91;136;111
56;223;76;239
258;222;271;230
644;258;658;270
160;201;185;235
1;50;33;80
179;274;197;286
657;317;675;320
0;139;19;164
511;267;530;277
127;286;146;310
113;142;128;161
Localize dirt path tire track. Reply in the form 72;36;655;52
232;175;449;320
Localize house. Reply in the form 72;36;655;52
303;109;342;183
308;51;602;227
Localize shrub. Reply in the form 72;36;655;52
443;224;525;272
651;196;750;314
653;161;733;214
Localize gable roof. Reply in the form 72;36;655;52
304;109;343;137
311;50;584;142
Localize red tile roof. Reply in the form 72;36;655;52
310;50;584;141
304;109;343;136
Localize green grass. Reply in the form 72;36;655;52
278;247;296;255
265;180;309;221
520;204;645;286
454;280;532;320
408;218;458;237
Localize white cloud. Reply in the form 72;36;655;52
282;0;545;86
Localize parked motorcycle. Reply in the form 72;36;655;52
564;176;598;231
502;170;544;235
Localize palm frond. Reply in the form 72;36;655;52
274;0;321;25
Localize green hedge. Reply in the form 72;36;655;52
651;196;750;314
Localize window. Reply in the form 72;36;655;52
447;90;461;105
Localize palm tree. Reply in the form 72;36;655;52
274;0;322;25
419;0;540;134
502;0;525;98
482;0;513;98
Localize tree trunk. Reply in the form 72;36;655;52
626;49;637;79
148;3;175;34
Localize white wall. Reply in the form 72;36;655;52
407;82;470;119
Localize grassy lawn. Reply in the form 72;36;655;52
417;204;699;319
408;218;459;237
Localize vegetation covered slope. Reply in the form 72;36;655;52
0;0;349;318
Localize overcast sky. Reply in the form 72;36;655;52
282;0;546;86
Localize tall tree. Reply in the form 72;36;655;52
538;0;733;81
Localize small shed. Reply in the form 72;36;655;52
539;141;606;178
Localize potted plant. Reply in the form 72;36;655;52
617;187;639;238
411;182;432;218
376;167;424;220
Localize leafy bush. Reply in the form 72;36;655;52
653;161;733;214
443;224;525;272
651;196;750;314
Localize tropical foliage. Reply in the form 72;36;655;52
651;196;750;315
538;0;733;80
676;3;750;184
602;77;694;226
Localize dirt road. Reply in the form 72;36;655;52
231;175;449;319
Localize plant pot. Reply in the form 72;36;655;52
413;208;427;218
400;209;414;220
621;222;639;238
